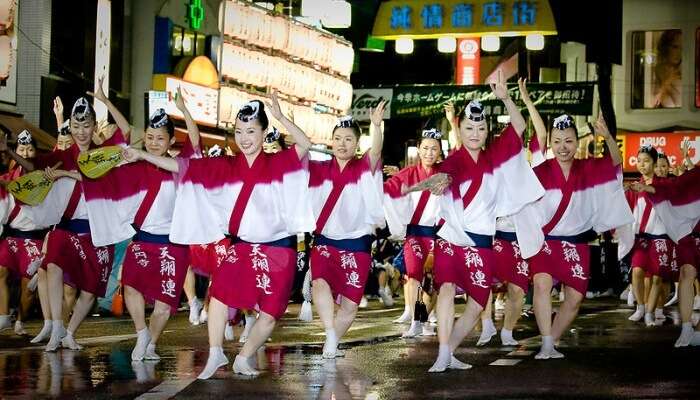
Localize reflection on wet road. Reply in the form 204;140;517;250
1;299;699;399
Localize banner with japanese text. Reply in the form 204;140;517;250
378;82;595;118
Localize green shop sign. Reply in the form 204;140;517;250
374;82;595;118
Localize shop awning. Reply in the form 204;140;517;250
0;110;56;150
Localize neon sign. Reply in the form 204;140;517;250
188;0;205;30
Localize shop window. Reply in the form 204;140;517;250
631;29;682;109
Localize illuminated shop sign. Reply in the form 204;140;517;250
373;0;556;39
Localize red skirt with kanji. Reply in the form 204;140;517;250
43;229;115;297
403;235;434;282
209;242;296;320
189;239;228;277
530;239;590;295
122;240;190;314
630;236;677;281
492;238;530;293
0;237;43;280
310;242;372;306
433;238;493;309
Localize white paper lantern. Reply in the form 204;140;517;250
322;1;351;29
525;33;545;51
481;35;500;52
437;37;456;53
395;38;414;55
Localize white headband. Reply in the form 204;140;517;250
237;101;261;123
17;130;33;145
71;97;93;122
553;114;574;130
421;128;443;140
466;100;485;122
207;144;223;157
149;108;169;129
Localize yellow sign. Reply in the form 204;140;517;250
372;0;556;39
77;146;124;179
7;171;53;206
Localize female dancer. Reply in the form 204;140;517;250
626;146;676;326
53;96;75;150
414;73;545;372
384;127;443;338
479;78;551;346
308;103;386;359
87;87;201;361
9;90;130;351
654;152;675;316
0;131;47;336
631;154;699;346
528;113;632;359
124;93;315;378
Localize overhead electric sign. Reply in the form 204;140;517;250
372;0;557;39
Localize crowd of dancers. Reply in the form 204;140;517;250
0;72;698;379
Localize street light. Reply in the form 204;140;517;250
395;38;414;54
437;37;457;53
525;33;545;51
481;35;500;52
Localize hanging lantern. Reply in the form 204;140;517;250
481;35;500;52
525;33;545;51
437;37;456;53
321;1;351;29
395;38;414;55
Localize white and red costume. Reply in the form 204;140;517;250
169;146;314;320
83;138;200;312
646;168;700;269
384;164;440;282
309;153;384;305
490;136;548;293
34;131;127;297
526;154;633;294
623;177;678;281
435;125;544;308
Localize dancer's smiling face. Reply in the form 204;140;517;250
235;119;265;157
459;118;488;151
551;127;578;163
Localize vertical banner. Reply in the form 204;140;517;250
456;38;480;85
94;0;111;121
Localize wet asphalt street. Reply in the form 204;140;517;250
1;297;699;399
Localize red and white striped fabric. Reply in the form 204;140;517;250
647;168;700;243
522;155;633;259
383;164;440;239
309;152;384;239
436;125;545;247
29;129;128;240
169;146;315;245
79;136;202;246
